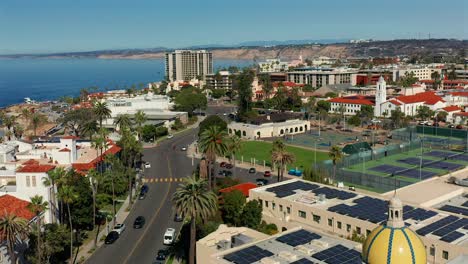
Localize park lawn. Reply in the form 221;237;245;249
235;141;329;170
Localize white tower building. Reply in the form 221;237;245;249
374;76;387;117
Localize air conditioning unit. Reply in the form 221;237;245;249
296;245;314;255
216;240;230;250
278;251;298;262
260;257;280;264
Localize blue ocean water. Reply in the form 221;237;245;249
0;58;253;107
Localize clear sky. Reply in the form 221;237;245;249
0;0;466;54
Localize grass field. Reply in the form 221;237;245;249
235;141;329;170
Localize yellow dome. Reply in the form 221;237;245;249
362;225;427;264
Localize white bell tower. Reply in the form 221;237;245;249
374;76;387;117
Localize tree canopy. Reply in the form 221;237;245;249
174;87;207;115
198;115;227;136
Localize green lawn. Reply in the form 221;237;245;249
235;141;329;170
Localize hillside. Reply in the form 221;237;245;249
2;39;466;60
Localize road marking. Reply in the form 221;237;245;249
123;156;173;264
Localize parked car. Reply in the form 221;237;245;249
447;124;455;128
167;134;174;139
263;171;271;177
224;163;233;169
105;231;119;244
288;169;303;176
163;228;176;245
112;224;126;235
174;213;184;222
133;216;146;229
139;185;149;200
141;184;149;193
256;178;268;186
144;162;151;169
155;249;169;262
248;168;256;174
218;170;232;177
181;146;187;151
456;125;463;129
220;162;226;168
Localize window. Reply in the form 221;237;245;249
259;199;263;207
313;215;321;223
286;207;291;214
26;176;30;187
429;247;435;256
346;224;351;232
366;229;371;236
298;210;306;218
279;205;283;212
265;201;269;208
442;251;448;260
337;221;342;229
356;227;361;235
32;176;36;187
328;218;333;227
272;203;276;210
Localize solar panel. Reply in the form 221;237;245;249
432;218;468;236
312;245;361;264
291;258;317;264
440;231;464;243
439;205;468;217
223;245;274;264
416;215;460;236
265;181;319;198
276;229;321;247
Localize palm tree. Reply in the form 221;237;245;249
27;195;49;263
21;108;31;121
93;101;111;130
114;114;132;132
172;176;217;264
133;110;147;139
3;115;16;131
5;130;13;141
31;113;46;137
271;148;295;182
13;125;24;140
58;186;77;264
43;167;65;224
81;120;98;140
0;213;28;264
88;168;102;248
91;136;106;174
328;145;343;183
226;135;241;177
198;126;228;189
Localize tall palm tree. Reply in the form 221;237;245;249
31;113;46;137
87;168;102;248
172;176;217;264
3;115;16;131
0;213;28;264
198;126;228;189
226;135;241;177
271;148;295;182
58;186;77;264
5;130;13;141
81;120;98;140
13;125;24;140
27;195;49;263
21;108;31;121
133;110;147;139
43;167;65;223
114;114;132;133
328;145;343;183
91;136;106;174
93;101;111;130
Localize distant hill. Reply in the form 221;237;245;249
1;39;466;60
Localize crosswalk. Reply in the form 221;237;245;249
142;178;184;183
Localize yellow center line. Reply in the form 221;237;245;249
123;156;173;264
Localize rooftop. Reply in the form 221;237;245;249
329;95;375;106
0;194;35;221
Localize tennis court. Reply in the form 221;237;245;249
369;164;438;180
426;150;468;162
398;157;465;170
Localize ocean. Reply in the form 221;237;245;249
0;58;254;108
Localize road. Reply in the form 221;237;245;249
87;104;274;264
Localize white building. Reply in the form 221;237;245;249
287;68;356;88
228;118;309;140
436;106;462;123
329;96;374;115
258;59;289;73
165;50;213;82
374;76;387;117
205;71;234;89
443;91;468;108
394;66;442;82
380;91;446;117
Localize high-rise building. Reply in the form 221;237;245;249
165;50;213;82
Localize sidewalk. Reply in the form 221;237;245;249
77;194;132;263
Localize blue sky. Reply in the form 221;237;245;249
0;0;466;54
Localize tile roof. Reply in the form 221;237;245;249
454;112;468;117
17;164;56;173
62;136;80;140
23;159;39;165
388;99;402;105
59;148;71;152
329;95;374;106
395;91;444;105
442;106;462;112
71;143;121;173
272;81;304;88
219;183;258;197
450;92;468;97
0;195;35;221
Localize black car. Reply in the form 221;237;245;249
133;216;146;228
156;249;169;261
174;213;184;222
139;185;149;200
249;168;256;174
105;231;119;244
218;170;232;177
141;184;149;193
256;178;269;186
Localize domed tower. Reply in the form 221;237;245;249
362;196;427;264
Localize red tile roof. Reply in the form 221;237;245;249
71;143;121;173
272;81;304;88
219;183;258;197
59;148;71;152
62;136;80;140
0;195;35;221
450;92;468;97
388;99;402;105
395;91;444;105
329;96;374;106
454;112;468;117
17;164;56;173
442;106;462;112
23;159;39;165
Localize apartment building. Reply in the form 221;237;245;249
287;68;356;88
205;71;234;89
394;66;442;81
165;50;213;82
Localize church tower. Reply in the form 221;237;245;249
374;76;387;117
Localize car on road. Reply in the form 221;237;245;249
174;213;184;222
218;170;232;177
112;224;126;234
105;231;119;244
220;162;226;168
155;249;169;263
167;134;174;139
263;171;271;177
163;228;176;245
447;124;455;128
181;146;187;151
256;178;269;186
144;162;151;169
133;216;145;229
139;185;149;200
224;163;233;169
249;168;256;174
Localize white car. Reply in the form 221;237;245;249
167;134;174;139
180;146;187;151
144;162;151;169
113;224;126;235
163;228;176;245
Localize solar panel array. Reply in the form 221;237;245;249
403;208;438;221
276;229;321;247
290;258;318;264
265;181;319;198
312;245;361;264
223;245;274;264
312;187;357;200
416;215;460;236
440;231;465;243
432;218;468;236
439;205;468;217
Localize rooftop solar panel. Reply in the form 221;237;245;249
312;245;361;264
416;215;460;236
432;218;468;236
265;181;319;198
440;231;464;243
276;229;321;247
439;205;468;217
223;245;274;264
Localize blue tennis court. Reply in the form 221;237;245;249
426;151;468;162
369;164;406;174
398;157;464;170
397;169;438;180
